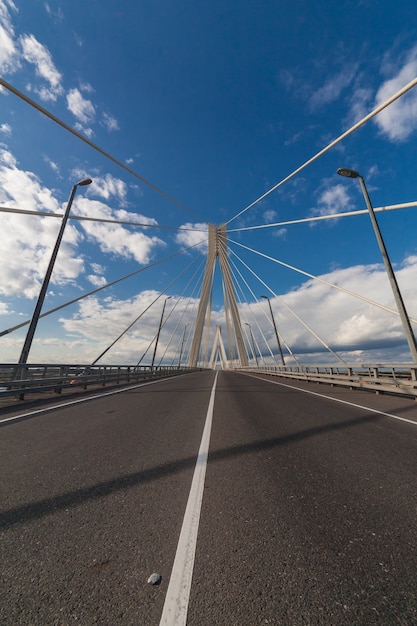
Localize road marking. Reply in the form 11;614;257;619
242;372;417;426
0;376;186;425
159;371;218;626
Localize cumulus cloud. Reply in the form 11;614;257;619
0;149;166;304
20;34;63;101
74;197;165;265
0;301;11;315
87;274;108;287
0;0;18;73
310;183;353;218
373;45;417;141
22;256;413;365
66;87;95;124
43;155;60;174
0;122;12;135
3;237;417;364
175;223;208;253
57;291;180;364
0;146;169;305
233;257;417;364
88;174;128;203
0;148;84;298
101;112;119;132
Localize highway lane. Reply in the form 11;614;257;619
0;371;216;625
188;371;417;625
1;370;417;625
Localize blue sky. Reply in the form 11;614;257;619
1;0;417;365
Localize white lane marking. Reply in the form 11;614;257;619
241;372;417;426
159;371;218;626
0;375;189;425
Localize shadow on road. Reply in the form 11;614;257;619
1;410;380;529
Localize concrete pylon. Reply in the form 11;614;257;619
188;224;249;368
209;326;228;369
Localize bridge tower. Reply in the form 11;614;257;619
188;224;249;368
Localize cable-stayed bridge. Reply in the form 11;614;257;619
2;214;417;625
1;78;417;625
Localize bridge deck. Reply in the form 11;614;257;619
1;371;416;625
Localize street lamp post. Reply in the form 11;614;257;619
17;178;92;367
261;295;285;366
337;168;417;363
245;322;258;366
151;296;171;370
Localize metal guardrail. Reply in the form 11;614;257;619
0;363;204;401
236;363;417;399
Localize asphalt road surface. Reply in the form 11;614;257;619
1;370;416;625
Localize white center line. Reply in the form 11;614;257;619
159;371;218;626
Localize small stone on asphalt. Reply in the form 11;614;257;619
147;573;162;585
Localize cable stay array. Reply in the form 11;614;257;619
226;242;344;364
0;77;205;224
225;77;417;226
0;240;207;338
90;250;205;365
227;237;417;325
2;72;417;367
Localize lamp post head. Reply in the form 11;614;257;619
337;168;360;179
76;178;93;187
260;295;269;300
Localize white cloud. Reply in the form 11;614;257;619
115;208;157;226
87;274;107;287
0;149;166;305
0;0;18;73
88;174;127;203
43;155;60;174
44;3;64;22
309;65;358;110
235;258;417;364
0;122;12;135
374;45;417;141
37;257;416;365
74;121;94;138
311;183;353;218
0;301;11;315
80;81;94;93
20;34;63;101
347;87;373;125
90;262;105;275
101;112;119;132
263;209;277;223
74;197;165;264
66;87;95;124
175;223;208;253
272;228;287;239
3;243;417;364
0;148;84;298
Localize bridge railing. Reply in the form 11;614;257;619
0;363;204;401
236;363;417;399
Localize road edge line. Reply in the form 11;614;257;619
241;372;417;426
